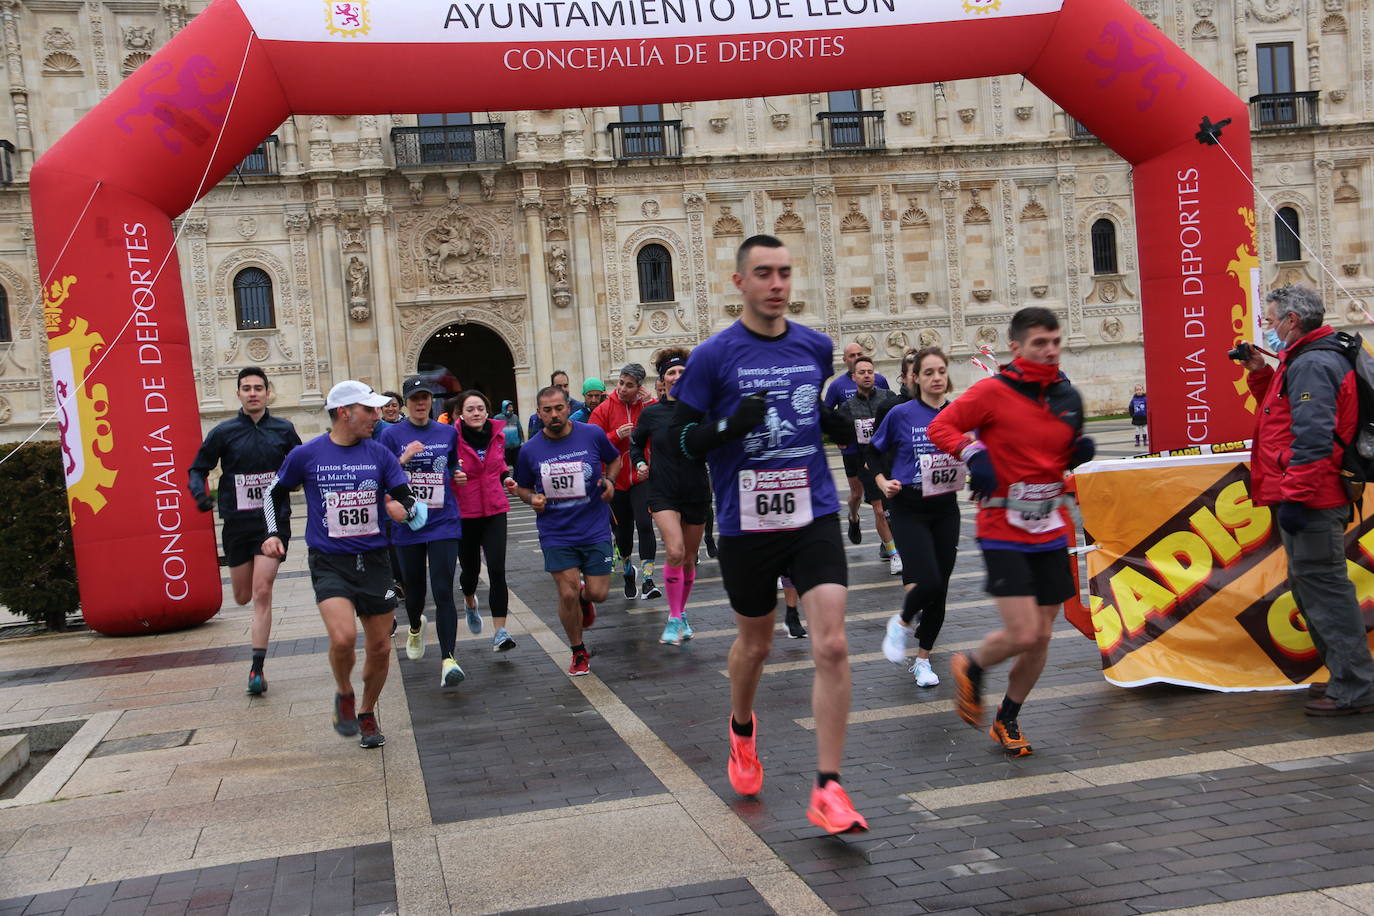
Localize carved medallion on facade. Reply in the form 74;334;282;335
975;325;1000;346
648;311;670;333
1100;316;1125;342
246;337;270;362
840;200;871;233
885;331;910;357
642;200;660;219
918;329;941;348
235;216;258;240
855;333;876;355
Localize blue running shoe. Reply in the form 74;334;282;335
680;612;694;641
246;670;267;696
493;627;517;652
660;617;686;646
465;597;482;635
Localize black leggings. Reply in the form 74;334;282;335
396;538;461;658
612;484;656;564
458;513;509;618
886;495;960;652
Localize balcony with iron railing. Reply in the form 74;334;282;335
391;124;507;166
1249;91;1320;130
608;120;683;160
236;135;279;177
817;111;885;152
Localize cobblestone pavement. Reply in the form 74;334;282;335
1;420;1373;914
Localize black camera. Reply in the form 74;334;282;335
1227;342;1252;362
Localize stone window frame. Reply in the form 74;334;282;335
232;266;277;331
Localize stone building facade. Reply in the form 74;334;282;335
0;0;1369;440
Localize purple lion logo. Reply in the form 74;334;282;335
114;55;235;153
1084;21;1189;113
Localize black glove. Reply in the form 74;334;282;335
967;451;999;501
1277;501;1310;535
725;392;769;439
195;494;214;512
1070;436;1096;469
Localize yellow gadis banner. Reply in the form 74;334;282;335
1076;453;1374;691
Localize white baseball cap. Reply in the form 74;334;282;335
325;380;391;410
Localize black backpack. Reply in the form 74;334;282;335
1292;330;1374;501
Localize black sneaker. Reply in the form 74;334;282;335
784;609;808;639
358;712;385;749
623;568;638;599
847;514;861;545
333;693;359;737
705;534;718;559
640;578;662;600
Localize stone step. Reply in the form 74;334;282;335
0;733;29;788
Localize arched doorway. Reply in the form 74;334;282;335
417;322;516;413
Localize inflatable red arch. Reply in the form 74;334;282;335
31;0;1258;634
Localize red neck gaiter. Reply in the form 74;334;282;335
1007;357;1061;385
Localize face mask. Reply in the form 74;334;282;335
1264;328;1285;352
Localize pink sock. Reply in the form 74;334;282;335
683;563;697;606
664;565;685;619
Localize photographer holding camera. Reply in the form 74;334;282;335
1238;284;1374;716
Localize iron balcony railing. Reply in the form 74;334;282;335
817;111;886;151
1072;118;1097;139
237;135;279;176
608;120;683;160
1249;91;1320;129
391;124;507;166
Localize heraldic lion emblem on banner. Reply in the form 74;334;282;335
45;276;118;517
326;1;371;38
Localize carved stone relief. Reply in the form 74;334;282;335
395;205;516;296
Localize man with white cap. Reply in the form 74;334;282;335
262;380;427;749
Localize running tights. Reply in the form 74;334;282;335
611;484;656;563
396;538;461;658
458;513;510;618
886;500;960;652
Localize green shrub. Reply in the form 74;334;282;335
0;442;78;630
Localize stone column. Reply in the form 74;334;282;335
683;190;711;343
592;107;610;159
569;188;600;378
1056;171;1088;346
0;0;34;176
285;210;323;404
364;197;399;387
522;193;554;380
280;117;302;175
938;176;965;348
313;198;350;379
815;185;840;341
181;215;220;408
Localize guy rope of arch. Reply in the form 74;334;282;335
31;0;1261;633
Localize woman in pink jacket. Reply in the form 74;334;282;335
452;390;519;652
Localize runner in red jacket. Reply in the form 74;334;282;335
589;364;661;600
927;307;1094;757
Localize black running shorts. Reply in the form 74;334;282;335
982;547;1076;606
307;548;399;616
646;497;711;527
841;452;864;479
223;516;288;568
716;513;848;617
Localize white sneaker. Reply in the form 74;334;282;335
881;614;910;664
889;552;903;576
405;615;427;661
910;657;940;688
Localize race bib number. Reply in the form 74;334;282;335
234;472;273;511
738;468;813;532
541;460;587;501
854;418;875;445
918;453;965;497
1005;481;1065;534
408;470;445;509
324;490;379;539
